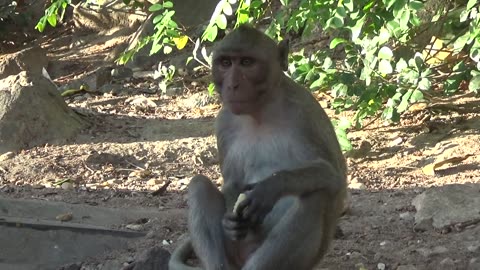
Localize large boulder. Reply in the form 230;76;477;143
0;72;89;154
0;45;48;80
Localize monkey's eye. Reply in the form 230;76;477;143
220;58;232;67
240;57;255;67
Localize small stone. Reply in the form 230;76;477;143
348;177;366;190
347;251;364;260
377;263;386;270
467;241;480;252
162;239;170;245
439;257;455;268
0;151;15;162
126;224;143;231
399;212;414;221
126;256;134;263
390;137;403;146
468;258;480;270
61;182;74;190
147;179;162;186
56;213;73;222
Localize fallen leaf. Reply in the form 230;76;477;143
422;154;473;176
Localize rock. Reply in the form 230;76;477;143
439;257;456;269
0;151;15;162
412;184;480;230
0;45;48;80
183;91;218;109
73;1;143;33
468;258;480;270
0;72;89;154
111;67;134;81
130;246;170;270
348;177;366;190
467;241;480;253
61;182;75;190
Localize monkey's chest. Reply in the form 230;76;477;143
224;133;314;184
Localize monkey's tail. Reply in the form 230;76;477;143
169;237;203;270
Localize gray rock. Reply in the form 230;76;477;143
0;45;48;80
0;72;89;154
412;184;480;230
131;246;170;270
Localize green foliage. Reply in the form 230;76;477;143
154;63;176;93
36;0;70;32
249;0;479;134
118;1;188;64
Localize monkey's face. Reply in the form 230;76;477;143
212;52;276;115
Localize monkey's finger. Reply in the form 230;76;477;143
236;197;252;217
240;200;260;221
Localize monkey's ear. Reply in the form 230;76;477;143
278;39;290;71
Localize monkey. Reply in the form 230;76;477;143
169;24;347;270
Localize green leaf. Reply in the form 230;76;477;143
384;0;397;10
409;1;423;10
326;16;344;29
330;38;347;49
149;3;163;12
216;14;228;29
395;58;408;72
208;82;215;95
163;1;174;8
343;0;354;11
223;2;233;16
350;15;365;41
153;14;163;24
469;74;480;93
336;6;347;17
378;46;393;60
417;78;431;91
410;89;424;102
398;89;413;112
467;0;477;11
202;25;218;42
378;59;393;74
323;57;333;69
47;14;57;27
310;78;323;89
414;53;424;70
332;83;348;97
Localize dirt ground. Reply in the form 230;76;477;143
1;22;479;270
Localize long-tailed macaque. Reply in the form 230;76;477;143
169;24;347;270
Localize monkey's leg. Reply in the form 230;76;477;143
188;174;233;270
243;193;336;270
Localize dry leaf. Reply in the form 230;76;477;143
422;154;473;176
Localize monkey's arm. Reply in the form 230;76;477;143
273;159;345;196
237;160;345;224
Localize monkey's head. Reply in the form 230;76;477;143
212;25;289;116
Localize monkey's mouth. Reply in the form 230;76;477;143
229;91;266;104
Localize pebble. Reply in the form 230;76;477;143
61;182;75;190
0;151;15;161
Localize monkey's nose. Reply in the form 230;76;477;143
229;82;240;90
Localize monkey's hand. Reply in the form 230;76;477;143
236;177;282;225
222;212;250;241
